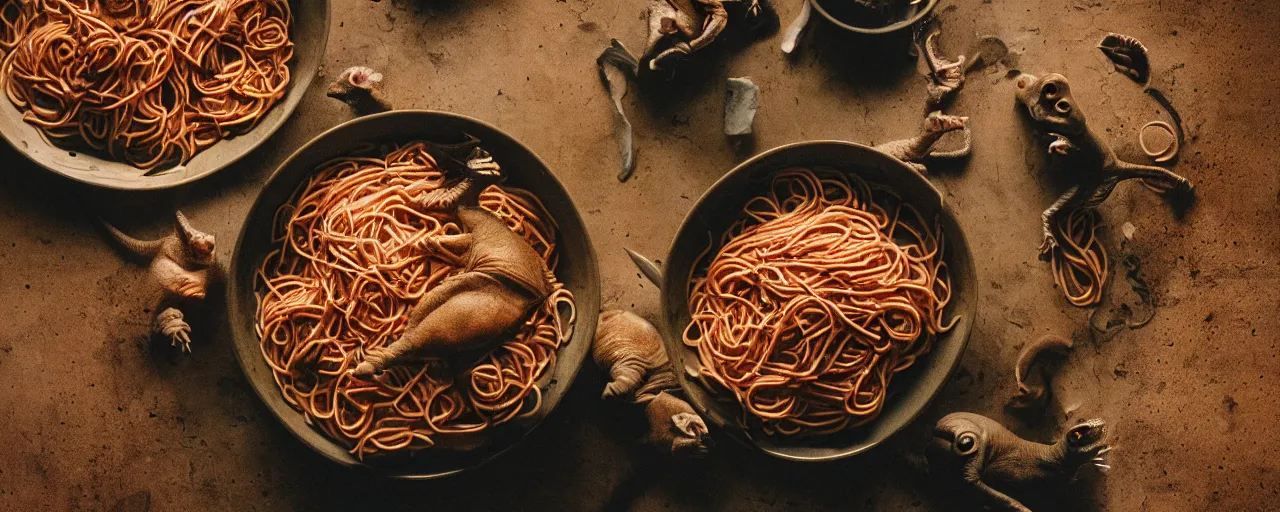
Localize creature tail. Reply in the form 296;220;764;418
1110;160;1192;192
101;218;164;260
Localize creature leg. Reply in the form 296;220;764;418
602;353;647;399
1040;185;1083;257
402;272;492;336
354;277;529;377
1110;160;1192;190
905;161;930;175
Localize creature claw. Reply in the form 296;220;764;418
1038;234;1058;258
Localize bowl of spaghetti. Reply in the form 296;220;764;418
227;110;600;478
810;0;936;35
657;141;975;461
0;0;329;190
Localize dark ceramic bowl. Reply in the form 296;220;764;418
810;0;936;35
0;0;330;190
227;110;601;479
656;141;975;462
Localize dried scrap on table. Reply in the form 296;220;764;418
1014;72;1192;306
643;0;778;71
101;212;217;352
596;40;640;182
930;413;1111;512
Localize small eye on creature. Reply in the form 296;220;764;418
955;432;979;455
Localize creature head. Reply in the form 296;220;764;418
174;211;215;266
327;66;382;100
1059;418;1110;467
924;110;968;135
1014;73;1087;135
464;148;505;185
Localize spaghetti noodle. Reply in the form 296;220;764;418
683;168;955;437
255;141;575;458
1049;208;1107;307
0;0;293;170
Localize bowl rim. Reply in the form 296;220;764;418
0;0;331;191
226;109;601;479
658;139;976;462
808;0;937;35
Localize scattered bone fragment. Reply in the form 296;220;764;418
597;40;641;182
724;77;759;136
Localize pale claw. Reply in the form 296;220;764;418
153;307;192;353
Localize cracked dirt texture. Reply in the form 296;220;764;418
1;0;1278;510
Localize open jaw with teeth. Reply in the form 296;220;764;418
930;413;1112;512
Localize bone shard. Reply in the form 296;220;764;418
724;77;759;136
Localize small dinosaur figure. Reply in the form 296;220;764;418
327;66;391;115
101;211;216;352
930;413;1111;512
1014;72;1193;257
594;310;710;457
873;110;972;175
352;149;553;378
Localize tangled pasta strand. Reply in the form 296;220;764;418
1049;207;1108;307
0;0;293;170
683;168;955;437
255;141;575;458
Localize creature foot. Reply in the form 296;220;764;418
1038;234;1058;261
153;308;192;353
351;348;392;379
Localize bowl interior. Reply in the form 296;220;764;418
0;0;330;190
658;141;975;462
809;0;937;35
227;110;601;479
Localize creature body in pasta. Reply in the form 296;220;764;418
1014;73;1193;256
352;150;553;378
101;212;216;352
873;110;972;175
929;413;1110;512
594;310;710;457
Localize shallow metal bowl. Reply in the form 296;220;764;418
810;0;936;35
227;110;601;479
656;140;976;462
0;0;330;190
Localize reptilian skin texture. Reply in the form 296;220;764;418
1013;72;1193;256
930;413;1110;512
593;310;710;457
352;150;553;378
101;211;216;352
874;110;972;175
